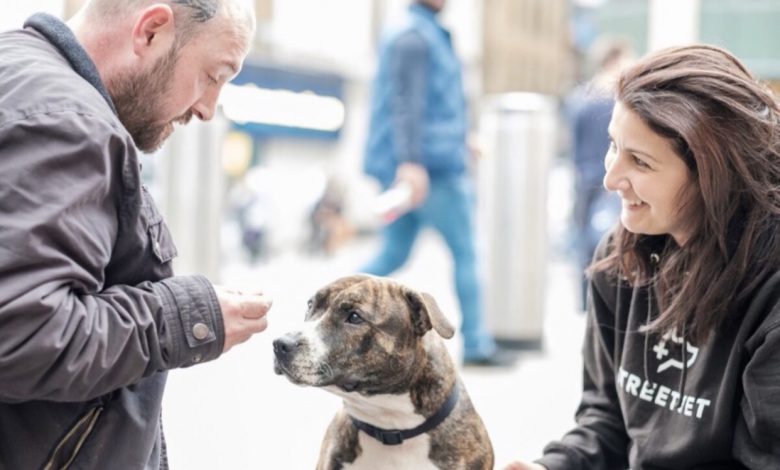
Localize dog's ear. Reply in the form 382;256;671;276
405;290;455;339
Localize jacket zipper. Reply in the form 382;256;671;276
43;406;104;470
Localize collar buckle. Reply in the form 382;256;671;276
377;430;404;446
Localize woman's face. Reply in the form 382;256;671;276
603;101;694;245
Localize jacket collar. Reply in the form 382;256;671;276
24;13;117;115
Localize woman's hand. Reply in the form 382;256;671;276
502;462;547;470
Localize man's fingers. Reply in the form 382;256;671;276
216;286;272;353
253;316;269;333
239;295;273;319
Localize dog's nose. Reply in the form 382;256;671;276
273;335;300;357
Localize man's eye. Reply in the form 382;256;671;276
346;311;364;325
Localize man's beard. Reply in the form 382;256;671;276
108;48;193;153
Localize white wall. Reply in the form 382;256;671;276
1;2;64;32
269;0;376;79
648;0;700;50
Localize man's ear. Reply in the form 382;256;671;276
132;4;176;56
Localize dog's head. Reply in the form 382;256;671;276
273;274;454;394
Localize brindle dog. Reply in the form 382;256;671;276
273;274;493;470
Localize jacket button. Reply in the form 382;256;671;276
192;323;210;340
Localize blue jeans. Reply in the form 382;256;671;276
361;175;497;360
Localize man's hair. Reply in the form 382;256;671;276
593;45;780;345
84;0;255;48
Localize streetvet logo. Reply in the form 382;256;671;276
652;330;699;373
617;330;711;420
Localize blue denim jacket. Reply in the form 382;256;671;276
364;3;468;188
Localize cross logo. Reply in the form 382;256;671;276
653;330;699;373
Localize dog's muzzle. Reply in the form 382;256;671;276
272;333;301;374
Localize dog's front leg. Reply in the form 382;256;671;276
317;411;360;470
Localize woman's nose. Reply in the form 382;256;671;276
603;154;628;192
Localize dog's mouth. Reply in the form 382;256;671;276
272;334;359;389
273;358;307;387
273;355;337;387
272;356;289;376
336;380;360;393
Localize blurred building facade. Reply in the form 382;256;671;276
594;0;780;81
13;0;780;282
482;0;570;95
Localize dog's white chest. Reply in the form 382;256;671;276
335;391;441;470
343;433;439;470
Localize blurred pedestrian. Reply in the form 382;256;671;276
308;176;353;256
567;36;633;310
0;1;271;468
504;45;780;469
361;0;511;366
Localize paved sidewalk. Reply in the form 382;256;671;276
162;231;586;469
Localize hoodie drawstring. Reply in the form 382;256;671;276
678;322;688;398
643;253;660;383
643;291;652;383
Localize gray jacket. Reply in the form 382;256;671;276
0;14;224;469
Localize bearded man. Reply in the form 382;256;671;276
0;1;271;468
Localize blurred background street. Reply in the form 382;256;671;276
5;0;780;468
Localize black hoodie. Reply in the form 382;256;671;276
537;236;780;469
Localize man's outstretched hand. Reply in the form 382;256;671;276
215;286;272;352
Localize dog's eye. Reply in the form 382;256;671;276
346;311;364;325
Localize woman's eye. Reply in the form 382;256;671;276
633;155;650;168
346;311;364;325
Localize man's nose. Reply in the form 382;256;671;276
192;89;219;121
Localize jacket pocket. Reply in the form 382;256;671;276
141;185;178;264
43;406;103;470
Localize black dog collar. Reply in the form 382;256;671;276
349;384;460;446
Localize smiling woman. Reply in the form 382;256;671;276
602;45;780;345
506;44;780;470
604;100;694;245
